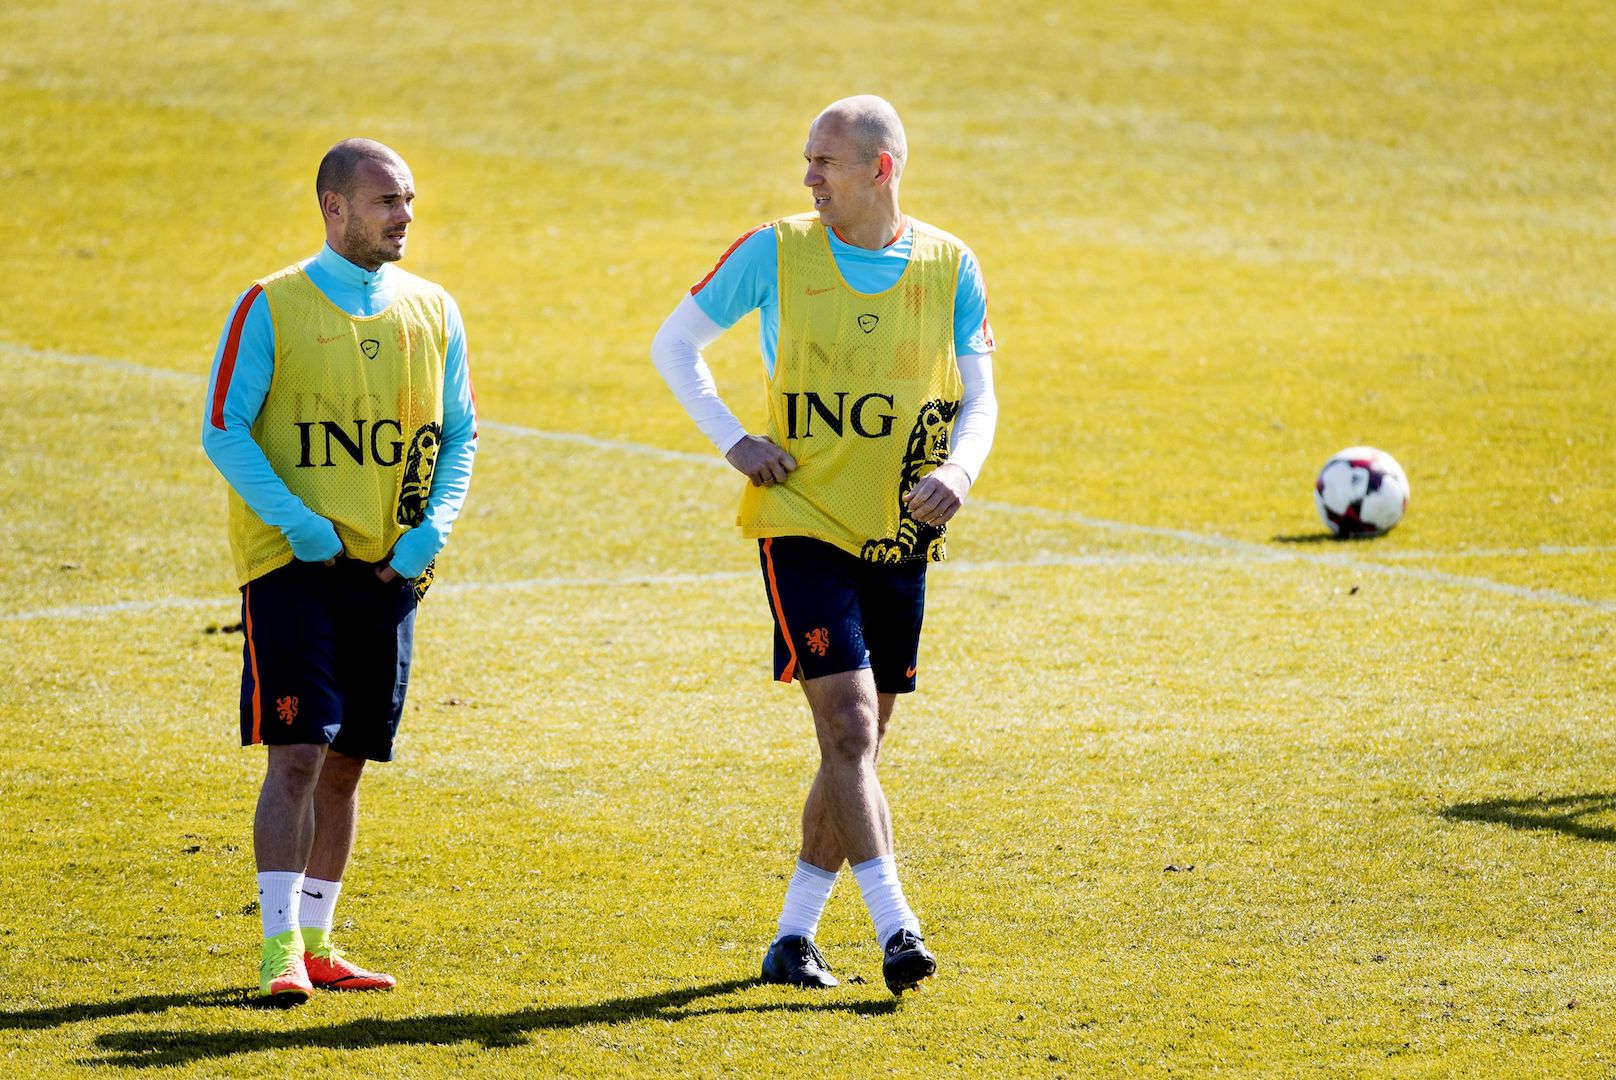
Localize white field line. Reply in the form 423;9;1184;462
442;551;1239;597
1;597;229;623
0;553;1241;623
6;343;205;383
477;418;722;468
6;342;1614;617
1366;545;1616;560
973;499;1616;612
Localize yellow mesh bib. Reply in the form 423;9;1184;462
227;264;448;585
739;214;963;562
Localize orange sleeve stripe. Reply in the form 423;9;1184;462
690;224;769;296
243;582;263;743
761;538;798;683
210;283;264;431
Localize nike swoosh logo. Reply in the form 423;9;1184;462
805;286;836;296
906;665;917;678
316;333;346;345
302;890;324;899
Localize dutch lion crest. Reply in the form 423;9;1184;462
396;422;442;528
860;398;960;564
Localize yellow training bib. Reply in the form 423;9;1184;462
227;264;448;586
739;214;964;562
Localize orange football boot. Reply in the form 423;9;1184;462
304;932;397;991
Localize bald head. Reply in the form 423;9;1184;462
814;95;908;178
316;138;407;203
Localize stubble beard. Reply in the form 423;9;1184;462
344;217;403;269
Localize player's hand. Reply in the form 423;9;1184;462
726;434;797;487
904;463;971;527
374;564;400;583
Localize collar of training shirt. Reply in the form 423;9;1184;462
826;219;914;270
314;241;392;288
304;242;398;317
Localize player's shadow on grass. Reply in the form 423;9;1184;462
1441;792;1616;843
85;977;897;1067
0;988;247;1031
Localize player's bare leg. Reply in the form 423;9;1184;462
799;673;933;993
253;743;325;1003
306;750;364;881
763;680;894;988
800;670;889;865
799;691;895;872
300;750;394;991
255;744;325;872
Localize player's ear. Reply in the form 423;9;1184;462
320;189;345;222
875;151;895;185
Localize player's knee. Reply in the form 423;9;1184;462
265;743;325;794
318;750;367;791
823;711;879;763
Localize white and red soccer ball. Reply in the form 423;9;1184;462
1314;446;1409;537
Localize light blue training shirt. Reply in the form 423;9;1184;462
689;219;995;376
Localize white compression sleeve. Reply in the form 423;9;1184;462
650;294;748;455
946;352;998;483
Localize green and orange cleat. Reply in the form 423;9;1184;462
258;929;313;1006
303;929;396;992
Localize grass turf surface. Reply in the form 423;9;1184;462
1;0;1614;1074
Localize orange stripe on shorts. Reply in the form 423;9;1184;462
761;538;798;683
243;581;263;743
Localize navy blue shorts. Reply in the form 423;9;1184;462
758;536;928;693
239;559;418;762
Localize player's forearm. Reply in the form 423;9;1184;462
388;330;478;578
201;426;343;560
202;292;342;561
387;430;475;578
388;441;475;577
651;295;749;454
945;353;997;484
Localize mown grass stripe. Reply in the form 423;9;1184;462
5;341;1611;615
0;554;1244;623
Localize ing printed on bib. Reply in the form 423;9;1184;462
226;263;450;587
739;214;966;564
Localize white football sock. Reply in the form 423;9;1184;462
299;876;342;933
774;860;838;943
257;871;304;939
851;854;921;947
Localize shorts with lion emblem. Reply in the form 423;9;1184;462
758;536;927;692
239;559;418;761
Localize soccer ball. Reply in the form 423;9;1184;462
1314;446;1409;537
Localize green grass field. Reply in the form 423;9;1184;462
2;0;1614;1074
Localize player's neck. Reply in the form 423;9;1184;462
833;208;905;250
